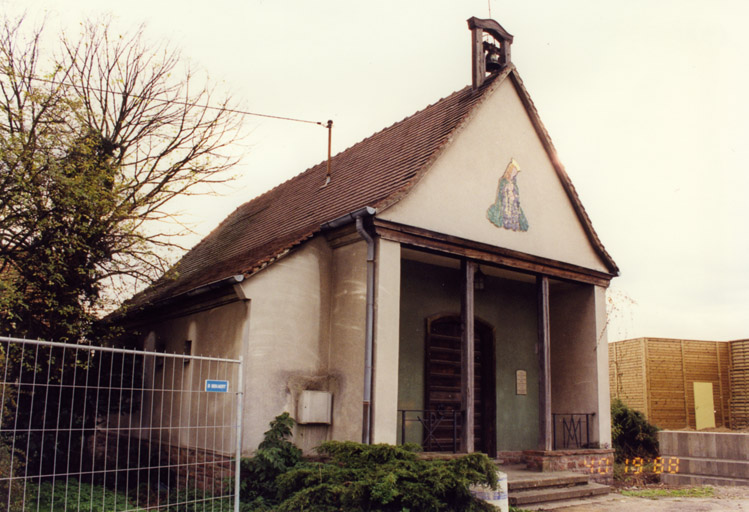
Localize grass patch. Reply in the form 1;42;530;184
29;479;148;511
620;486;715;499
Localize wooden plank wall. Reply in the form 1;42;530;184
730;339;749;428
610;338;732;429
609;339;647;416
679;340;730;429
645;339;687;429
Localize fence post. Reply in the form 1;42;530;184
234;356;244;512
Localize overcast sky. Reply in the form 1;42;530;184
7;0;749;342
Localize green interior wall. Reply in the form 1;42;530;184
398;259;539;452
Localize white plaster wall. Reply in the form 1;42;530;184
379;77;608;273
371;239;401;444
235;236;332;453
549;282;609;446
594;285;612;448
140;300;247;454
327;240;368;442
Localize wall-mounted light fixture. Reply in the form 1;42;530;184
475;265;486;291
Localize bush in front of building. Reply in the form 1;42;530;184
275;441;498;512
611;398;659;463
237;414;498;511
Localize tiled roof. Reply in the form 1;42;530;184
128;70;505;308
127;65;617;310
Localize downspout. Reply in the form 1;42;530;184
356;214;375;445
320;206;376;444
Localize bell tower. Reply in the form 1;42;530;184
467;17;514;89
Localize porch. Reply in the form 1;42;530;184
392;245;611;456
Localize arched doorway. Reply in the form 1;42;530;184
424;314;497;456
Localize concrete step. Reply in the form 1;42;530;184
518;494;619;511
670;456;749;480
662;472;749;487
509;482;612;507
508;473;590;492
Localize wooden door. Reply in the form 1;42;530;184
424;315;496;456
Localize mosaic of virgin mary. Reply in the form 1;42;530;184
486;158;529;232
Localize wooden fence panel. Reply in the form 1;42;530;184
610;338;736;430
646;339;686;429
609;339;647;414
730;339;749;428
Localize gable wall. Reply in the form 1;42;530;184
379;78;608;274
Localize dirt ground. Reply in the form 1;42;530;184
532;485;749;511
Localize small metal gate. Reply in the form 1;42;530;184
0;336;243;511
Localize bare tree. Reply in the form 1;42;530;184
0;17;242;341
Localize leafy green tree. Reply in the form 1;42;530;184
0;16;241;343
0;15;241;495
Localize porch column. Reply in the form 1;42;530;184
371;239;401;444
460;259;475;453
537;275;552;450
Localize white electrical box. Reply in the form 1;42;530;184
297;390;333;424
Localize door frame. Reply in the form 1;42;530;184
424;313;497;456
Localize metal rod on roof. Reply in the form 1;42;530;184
325;120;333;184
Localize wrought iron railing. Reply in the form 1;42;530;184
552;413;595;449
398;409;460;453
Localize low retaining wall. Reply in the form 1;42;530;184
659;430;749;486
522;449;615;484
89;430;234;494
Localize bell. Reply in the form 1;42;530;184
485;51;502;73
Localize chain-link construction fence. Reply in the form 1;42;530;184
0;336;242;511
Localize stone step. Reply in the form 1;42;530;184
518;494;618;511
661;472;749;487
670;456;749;480
508;472;590;492
509;482;612;506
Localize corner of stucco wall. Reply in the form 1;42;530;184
327;239;367;443
371;238;401;444
594;285;612;448
237;237;333;454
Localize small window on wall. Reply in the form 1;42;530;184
183;339;192;365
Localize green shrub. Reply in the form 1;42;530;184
34;479;147;511
236;413;499;511
236;412;302;510
611;398;659;463
275;441;498;512
0;440;25;512
164;486;233;512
